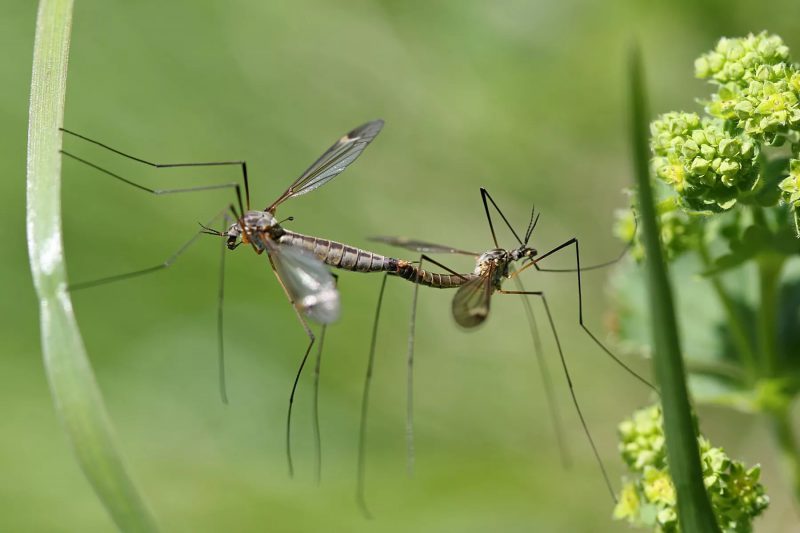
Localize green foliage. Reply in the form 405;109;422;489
26;0;159;530
614;32;800;517
614;405;769;533
628;46;721;532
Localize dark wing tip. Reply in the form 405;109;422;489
348;119;384;141
367;235;402;244
453;306;489;329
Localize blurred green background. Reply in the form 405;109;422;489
4;1;800;531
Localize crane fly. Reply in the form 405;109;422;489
354;187;655;516
62;119;409;480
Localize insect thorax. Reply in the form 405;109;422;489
474;249;512;282
236;210;281;251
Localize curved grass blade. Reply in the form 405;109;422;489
26;0;159;530
627;44;720;532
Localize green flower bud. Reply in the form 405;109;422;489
696;33;790;84
691;157;710;174
779;158;800;235
778;158;800;206
698;34;800;143
719;159;741;175
717;138;737;157
649;113;760;211
614;405;769;532
614;202;699;263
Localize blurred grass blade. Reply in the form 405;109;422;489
26;0;159;530
627;45;720;532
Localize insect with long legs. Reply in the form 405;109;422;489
62;119;417;479
356;187;656;516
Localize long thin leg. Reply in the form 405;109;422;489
516;237;657;392
61;150;247;221
217;215;231;404
357;273;389;519
406;261;420;478
69;206;233;291
512;275;570;468
61;127;251;209
312;274;337;485
267;258;317;479
403;253;468;477
497;288;616;502
532;210;638;273
481;187;524;246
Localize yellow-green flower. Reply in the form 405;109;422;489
613;481;641;521
614;404;769;532
778;158;800;206
650;113;760;211
642;467;676;506
698;33;800;143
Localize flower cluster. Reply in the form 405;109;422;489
694;33;790;84
779;159;800;234
650;112;759;211
614;206;696;263
632;33;800;236
613;404;769;532
779;158;800;206
696;32;800;143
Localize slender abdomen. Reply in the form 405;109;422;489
278;230;476;287
278;230;398;273
395;263;476;288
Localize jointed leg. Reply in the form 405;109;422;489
511;275;570;468
357;273;390;519
527;237;657;392
311;274;337;485
532;211;638;273
61;127;250;210
268;260;317;479
217;214;231;405
403;253;467;476
498;288;616;501
480;187;524;246
69;206;235;291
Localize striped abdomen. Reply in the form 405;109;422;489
395;263;477;289
278;230;399;273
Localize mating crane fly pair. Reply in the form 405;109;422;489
61;119;654;512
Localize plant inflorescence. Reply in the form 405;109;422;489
613;405;768;532
612;32;800;530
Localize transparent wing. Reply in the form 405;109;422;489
452;269;494;328
369;235;478;256
268;242;340;324
267;119;384;211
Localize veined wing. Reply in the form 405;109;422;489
369;235;478;256
268;242;340;324
267;119;384;211
452;266;494;328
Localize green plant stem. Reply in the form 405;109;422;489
769;407;800;504
756;255;783;377
628;45;721;532
696;241;758;379
26;0;159;530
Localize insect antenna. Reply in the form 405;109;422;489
524;204;541;244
